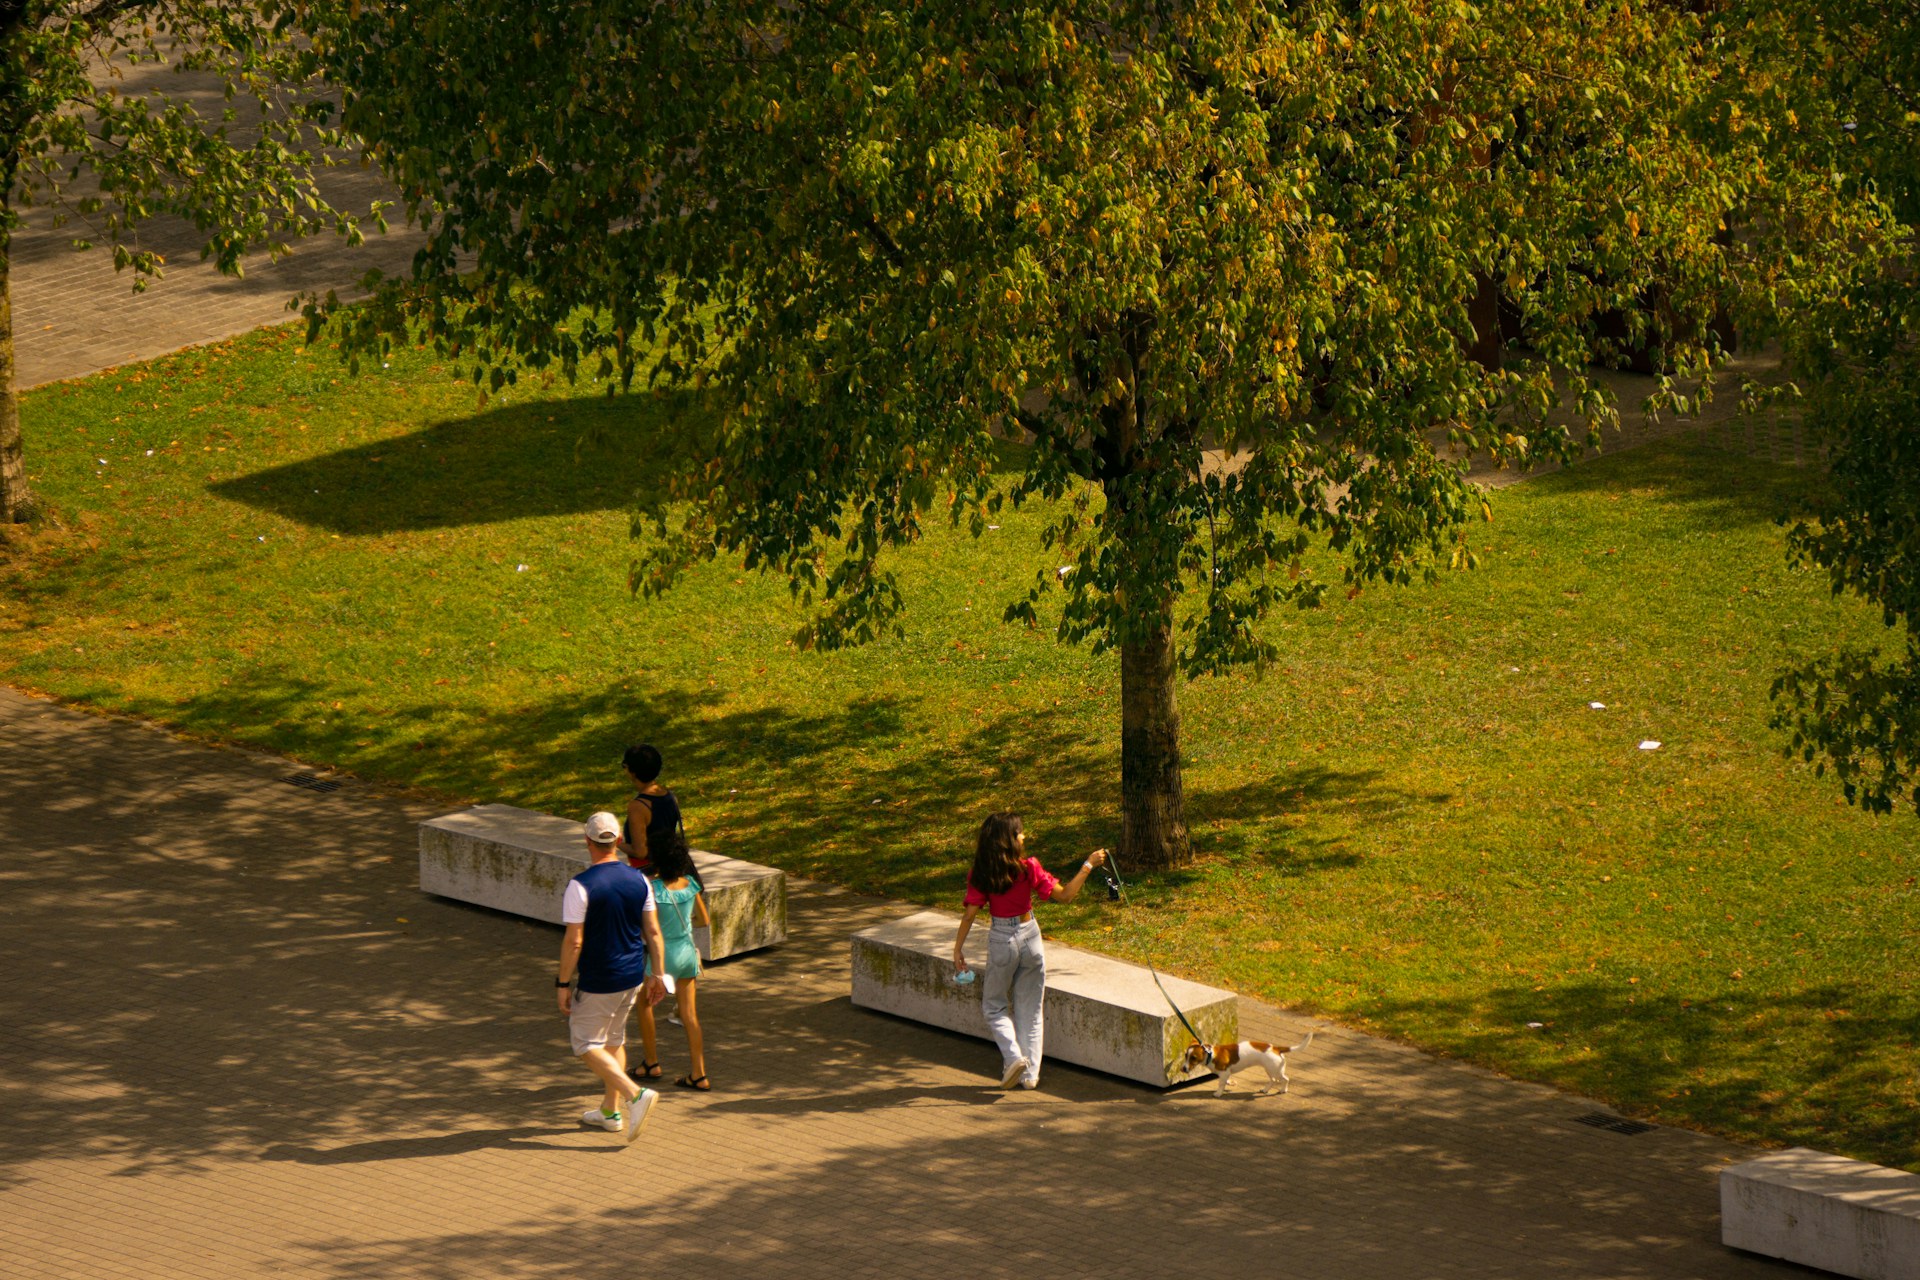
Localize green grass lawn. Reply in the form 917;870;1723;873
7;324;1916;1169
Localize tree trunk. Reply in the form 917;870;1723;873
1095;326;1191;872
0;231;30;524
1467;272;1503;371
1118;594;1191;871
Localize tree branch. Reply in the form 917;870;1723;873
67;0;152;32
856;208;904;266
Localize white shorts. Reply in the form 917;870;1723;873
569;986;641;1056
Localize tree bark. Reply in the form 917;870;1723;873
0;228;29;524
1118;592;1191;870
1467;272;1503;371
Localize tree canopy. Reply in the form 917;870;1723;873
310;0;1842;865
0;0;365;522
1755;0;1920;814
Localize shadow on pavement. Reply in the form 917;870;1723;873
0;689;1799;1278
262;1127;593;1165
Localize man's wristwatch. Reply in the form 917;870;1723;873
555;976;572;988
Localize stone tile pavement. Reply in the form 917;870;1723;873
11;56;422;392
0;686;1810;1279
12;176;422;391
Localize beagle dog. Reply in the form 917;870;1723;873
1182;1032;1314;1097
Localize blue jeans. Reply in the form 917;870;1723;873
982;918;1045;1083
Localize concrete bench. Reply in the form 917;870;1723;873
1721;1147;1920;1279
850;909;1237;1088
418;803;786;961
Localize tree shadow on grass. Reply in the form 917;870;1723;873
1527;432;1828;535
92;664;1418;911
1364;979;1920;1173
208;391;717;535
1192;767;1452;877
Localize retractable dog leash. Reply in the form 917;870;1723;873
1101;849;1215;1070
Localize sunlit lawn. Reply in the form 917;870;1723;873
6;324;1916;1170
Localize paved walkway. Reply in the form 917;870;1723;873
11;56;421;391
0;686;1805;1279
12;177;421;390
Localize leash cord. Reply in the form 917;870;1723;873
1102;848;1213;1068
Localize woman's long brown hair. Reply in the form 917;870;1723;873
969;812;1027;896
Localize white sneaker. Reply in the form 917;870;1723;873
1000;1057;1029;1089
625;1088;658;1144
582;1106;622;1132
1020;1078;1039;1090
667;1009;682;1026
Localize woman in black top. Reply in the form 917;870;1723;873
616;742;692;1078
617;743;683;877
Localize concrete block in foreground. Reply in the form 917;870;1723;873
850;909;1237;1087
1721;1147;1920;1279
418;803;786;961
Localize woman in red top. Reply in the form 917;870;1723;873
951;812;1108;1089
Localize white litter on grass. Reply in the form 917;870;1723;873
987;524;1000;530
1527;1022;1544;1029
1509;667;1520;673
96;458;107;466
257;536;266;542
1056;565;1075;579
1589;702;1606;710
516;564;529;572
1639;740;1662;751
144;449;154;456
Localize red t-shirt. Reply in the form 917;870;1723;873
964;857;1060;917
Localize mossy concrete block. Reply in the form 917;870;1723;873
1721;1148;1920;1279
418;803;785;960
850;909;1237;1088
688;849;787;961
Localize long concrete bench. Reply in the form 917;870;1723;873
1721;1148;1920;1279
850;909;1238;1087
418;803;786;961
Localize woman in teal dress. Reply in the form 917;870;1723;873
643;841;712;1090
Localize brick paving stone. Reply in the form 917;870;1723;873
11;60;422;392
12;184;422;391
0;685;1808;1279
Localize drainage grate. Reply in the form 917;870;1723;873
1573;1112;1656;1136
282;772;344;794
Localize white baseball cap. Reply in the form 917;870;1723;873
584;811;621;845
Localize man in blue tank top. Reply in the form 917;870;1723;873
556;811;667;1144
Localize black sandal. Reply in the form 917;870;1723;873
637;1060;663;1080
674;1074;711;1091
